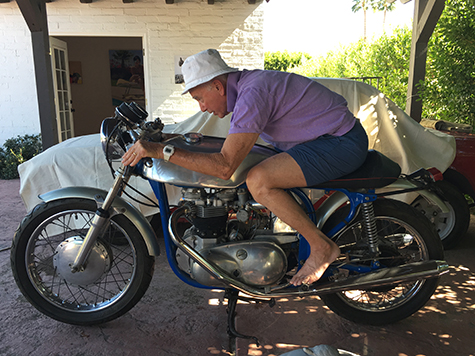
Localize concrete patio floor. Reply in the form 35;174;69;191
0;178;474;356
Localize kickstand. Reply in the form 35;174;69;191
224;289;276;352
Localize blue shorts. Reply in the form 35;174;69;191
286;120;368;186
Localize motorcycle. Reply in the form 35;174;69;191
11;102;449;347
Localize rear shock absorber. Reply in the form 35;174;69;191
361;201;380;255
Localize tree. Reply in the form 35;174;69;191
372;0;396;28
421;0;475;125
266;0;475;126
287;26;412;109
352;0;396;40
351;0;371;41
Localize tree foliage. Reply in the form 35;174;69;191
0;134;42;179
286;27;412;109
421;0;475;125
352;0;396;40
264;51;312;72
264;0;475;126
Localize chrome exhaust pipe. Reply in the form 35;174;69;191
306;259;449;296
169;206;450;298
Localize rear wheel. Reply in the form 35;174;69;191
321;199;444;325
11;198;155;325
411;180;470;249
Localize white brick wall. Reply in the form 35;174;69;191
0;0;264;145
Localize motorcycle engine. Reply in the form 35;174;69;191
175;188;295;287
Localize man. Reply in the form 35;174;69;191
122;49;368;286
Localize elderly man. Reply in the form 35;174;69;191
122;49;368;286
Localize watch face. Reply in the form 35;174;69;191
165;147;173;153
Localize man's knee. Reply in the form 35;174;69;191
246;165;268;197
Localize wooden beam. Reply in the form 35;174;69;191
405;0;445;122
16;0;44;32
80;0;93;3
123;0;133;3
165;0;174;4
16;0;58;149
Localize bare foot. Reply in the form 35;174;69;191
290;241;340;286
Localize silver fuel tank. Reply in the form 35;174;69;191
141;133;277;188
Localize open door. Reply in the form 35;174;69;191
50;37;74;142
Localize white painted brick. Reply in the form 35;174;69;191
0;0;265;143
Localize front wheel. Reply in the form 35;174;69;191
10;198;155;325
321;199;444;325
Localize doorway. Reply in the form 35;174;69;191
50;37;74;142
53;36;145;137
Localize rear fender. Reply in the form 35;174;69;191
313;179;450;230
314;191;350;230
378;179;450;214
39;186;160;256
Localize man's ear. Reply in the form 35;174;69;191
213;79;226;96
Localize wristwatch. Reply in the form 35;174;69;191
163;144;175;162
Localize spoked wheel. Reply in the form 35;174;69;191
411;180;470;249
11;198;155;325
321;199;444;325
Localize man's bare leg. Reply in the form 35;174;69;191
246;153;340;286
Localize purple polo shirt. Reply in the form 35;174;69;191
226;70;356;151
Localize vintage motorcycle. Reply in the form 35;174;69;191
11;102;449;345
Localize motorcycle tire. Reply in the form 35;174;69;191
11;198;155;325
321;199;444;326
411;180;470;250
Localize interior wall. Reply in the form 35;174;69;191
0;0;264;145
55;36;142;136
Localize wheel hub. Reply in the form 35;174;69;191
53;237;111;286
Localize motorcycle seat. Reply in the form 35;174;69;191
310;150;401;190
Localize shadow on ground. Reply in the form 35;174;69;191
1;179;474;356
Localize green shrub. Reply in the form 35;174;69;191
0;134;42;179
265;0;475;126
287;27;412;110
421;0;475;125
264;51;312;72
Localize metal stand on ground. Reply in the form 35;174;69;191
224;289;276;355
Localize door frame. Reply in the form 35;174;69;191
50;37;75;142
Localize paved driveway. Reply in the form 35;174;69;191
1;179;474;356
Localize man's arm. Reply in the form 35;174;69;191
122;132;260;180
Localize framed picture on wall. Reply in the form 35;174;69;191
109;49;145;107
69;61;83;84
175;55;188;84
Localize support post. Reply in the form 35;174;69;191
405;0;445;122
16;0;58;149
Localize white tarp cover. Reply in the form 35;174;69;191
18;78;455;215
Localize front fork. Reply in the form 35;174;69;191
70;165;131;273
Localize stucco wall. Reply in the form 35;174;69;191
0;0;264;145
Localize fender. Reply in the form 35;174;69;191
312;179;449;230
314;191;350;230
39;186;161;256
378;178;450;214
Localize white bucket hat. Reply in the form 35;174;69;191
181;49;239;95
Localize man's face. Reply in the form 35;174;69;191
189;80;228;118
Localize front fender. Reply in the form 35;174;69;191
39;186;160;256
